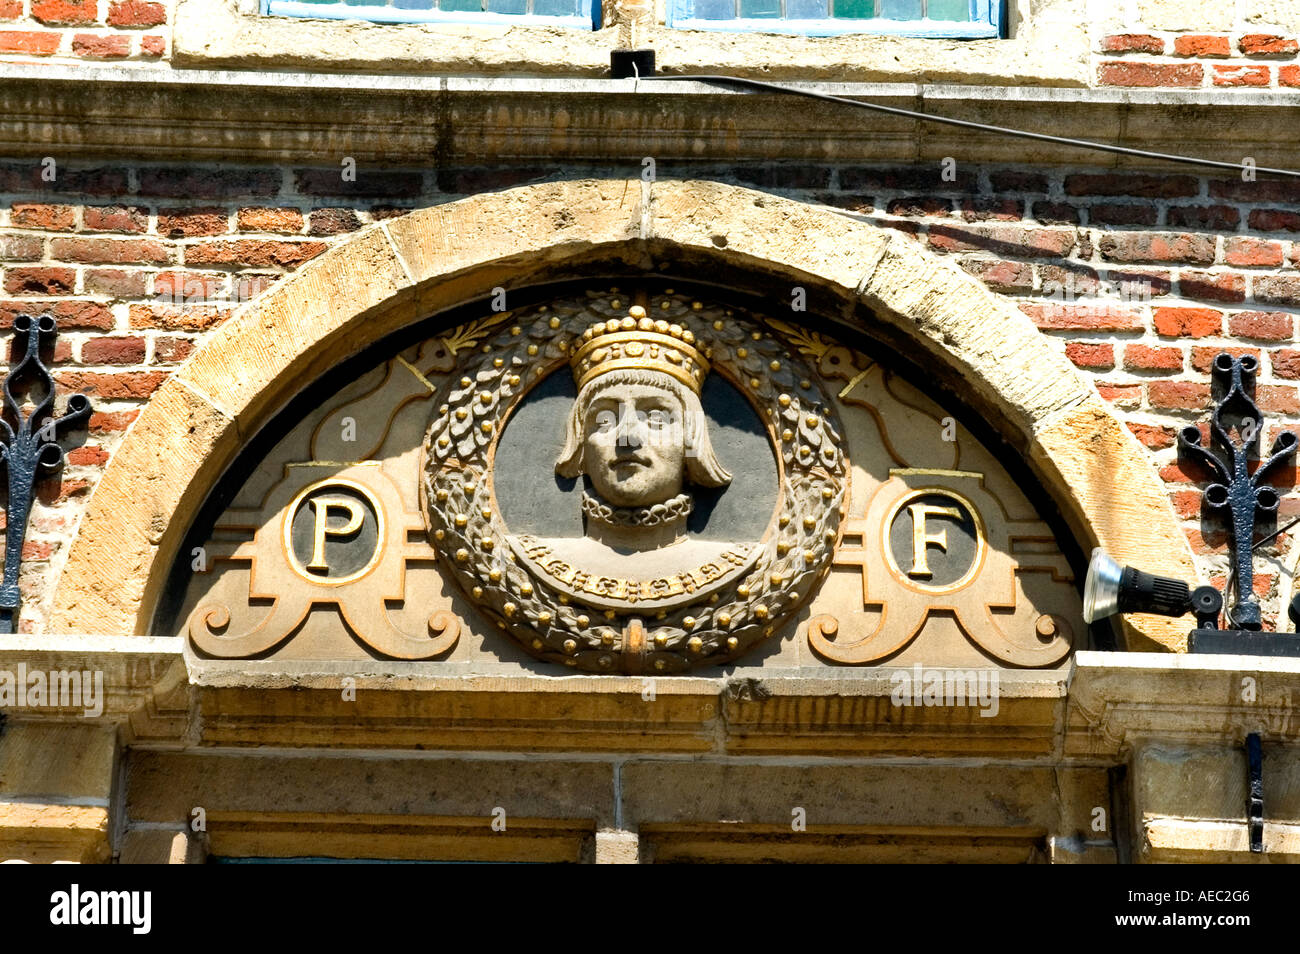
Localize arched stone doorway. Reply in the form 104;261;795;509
48;178;1194;652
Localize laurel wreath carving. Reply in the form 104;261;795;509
420;290;846;673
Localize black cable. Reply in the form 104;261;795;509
643;74;1300;179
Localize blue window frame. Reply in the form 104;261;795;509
263;0;599;29
668;0;1001;37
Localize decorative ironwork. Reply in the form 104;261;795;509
0;315;91;634
1247;732;1264;854
1178;353;1297;631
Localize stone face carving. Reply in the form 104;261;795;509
421;290;847;673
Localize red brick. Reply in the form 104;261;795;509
65;445;109;466
1102;33;1163;54
1124;344;1183;371
0;234;43;261
1149;381;1211;411
22;541;57;561
1161;462;1210;484
0;299;113;330
183;240;328;268
928;225;1075;258
887;196;951;216
11;203;76;231
959;259;1034;293
88;408;138;432
1230;311;1293;340
1090;203;1158;226
1272;349;1300;380
1239;34;1298;56
958;198;1023;222
237;207;304;233
1224;237;1285;267
1213;65;1271;86
1040;264;1100;297
4;267;74;295
128;303;224;331
0;32;61;55
1020;302;1143;332
72;33;130;58
1153;307;1222;338
82;205;147;233
1065;342;1114;369
106;0;164;25
1098;383;1142;407
1173;35;1231;57
80;335;145;365
1191;346;1259;373
1031;201;1080;225
1099;232;1215;265
1171;490;1203;520
1128;422;1176;449
307;208;362;235
31;0;95;25
157;207;228;238
1248;209;1300;232
153;336;194;363
1166;205;1240;231
1103;269;1173;300
153;271;222;302
54;370;166;398
140;34;163;56
1178;271;1246;304
137;168;280;199
83;268;147;298
1255;276;1300;305
1281;65;1300;87
991;172;1048;193
231;274;278;301
1064;173;1199;199
50;237;171;265
1098;61;1203;88
1259;385;1300;415
0;0;22;18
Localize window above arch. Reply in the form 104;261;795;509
262;0;598;29
666;0;1002;38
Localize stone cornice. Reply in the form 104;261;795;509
2;64;1297;169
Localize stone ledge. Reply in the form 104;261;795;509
2;65;1297;167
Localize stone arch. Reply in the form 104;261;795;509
49;178;1195;651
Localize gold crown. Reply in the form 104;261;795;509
570;306;710;394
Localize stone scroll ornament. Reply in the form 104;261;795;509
421;291;847;673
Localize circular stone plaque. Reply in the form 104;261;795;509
420;289;847;673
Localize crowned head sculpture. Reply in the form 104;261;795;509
555;308;732;536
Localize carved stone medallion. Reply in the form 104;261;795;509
420;290;847;673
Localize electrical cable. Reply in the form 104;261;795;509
644;74;1300;180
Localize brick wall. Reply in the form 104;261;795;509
1098;31;1300;88
1;160;1298;635
0;0;167;61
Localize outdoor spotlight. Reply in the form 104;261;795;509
1082;548;1221;626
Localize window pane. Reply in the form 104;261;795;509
439;0;481;9
692;0;736;18
392;0;435;9
739;0;781;17
878;0;920;18
832;0;873;18
926;0;968;19
533;0;579;15
786;0;827;17
486;0;527;12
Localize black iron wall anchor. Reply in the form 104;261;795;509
0;314;91;635
1179;353;1300;655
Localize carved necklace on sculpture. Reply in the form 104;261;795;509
581;490;694;529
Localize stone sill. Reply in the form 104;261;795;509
172;0;1086;86
3;64;1298;167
